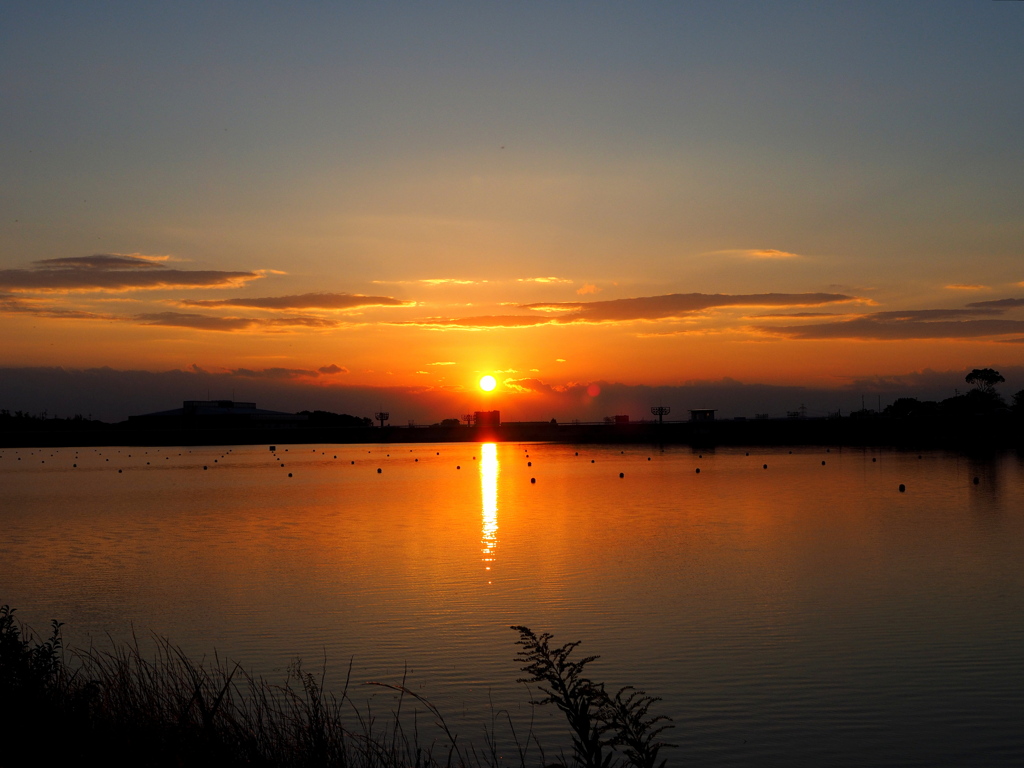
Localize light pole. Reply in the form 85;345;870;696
374;411;389;428
651;406;670;424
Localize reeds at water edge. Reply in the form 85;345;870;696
0;606;672;768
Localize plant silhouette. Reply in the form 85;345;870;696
512;626;674;768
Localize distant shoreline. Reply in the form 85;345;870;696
1;414;1019;450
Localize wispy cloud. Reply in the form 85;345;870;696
711;249;804;260
228;367;321;379
426;361;456;366
398;292;857;329
966;297;1024;309
517;277;573;284
372;278;486;286
759;307;1024;340
318;364;348;375
576;284;601;295
0;254;264;293
178;292;413;310
521;292;857;323
945;284;989;291
133;312;340;332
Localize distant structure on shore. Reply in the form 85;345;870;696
128;400;307;428
689;409;716;422
474;410;500;428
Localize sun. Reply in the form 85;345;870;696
479;375;497;392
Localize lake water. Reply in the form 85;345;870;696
1;442;1023;766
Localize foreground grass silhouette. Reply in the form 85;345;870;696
0;607;673;768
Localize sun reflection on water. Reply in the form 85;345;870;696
480;443;499;575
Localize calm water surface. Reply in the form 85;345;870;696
2;442;1023;766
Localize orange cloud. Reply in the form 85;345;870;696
759;307;1024;340
711;249;803;260
134;312;340;331
178;292;413;310
0;255;263;293
576;283;601;295
945;284;989;291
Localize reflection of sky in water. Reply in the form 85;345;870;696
480;443;498;575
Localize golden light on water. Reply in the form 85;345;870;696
479;375;496;391
480;442;499;575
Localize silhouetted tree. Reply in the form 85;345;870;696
1012;389;1024;412
965;368;1005;392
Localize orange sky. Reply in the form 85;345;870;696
3;4;1024;420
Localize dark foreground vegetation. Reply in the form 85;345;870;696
0;607;672;768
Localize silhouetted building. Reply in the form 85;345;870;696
474;410;500;428
129;400;306;428
689;409;716;422
614;414;630;424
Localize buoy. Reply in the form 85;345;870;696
203;466;207;470
351;461;355;464
695;468;700;474
822;461;826;465
377;468;382;473
288;473;292;477
530;477;536;484
457;465;461;469
872;458;877;462
619;472;624;478
899;484;906;492
528;461;532;466
763;464;768;469
118;469;122;473
973;477;980;485
575;452;578;456
591;459;595;463
73;464;76;467
745;452;749;456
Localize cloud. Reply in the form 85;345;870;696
373;278;486;286
178;292;413;310
711;249;803;260
966;298;1024;309
759;307;1024;340
426;361;456;366
520;292;857;323
133;312;340;331
517;277;573;284
36;254;170;270
229;367;321;379
945;284;989;291
576;284;601;295
741;249;802;259
318;364;349;375
748;312;846;319
0;254;264;293
400;315;553;329
398;292;858;329
501;377;558;394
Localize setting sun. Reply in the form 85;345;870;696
479;375;497;392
